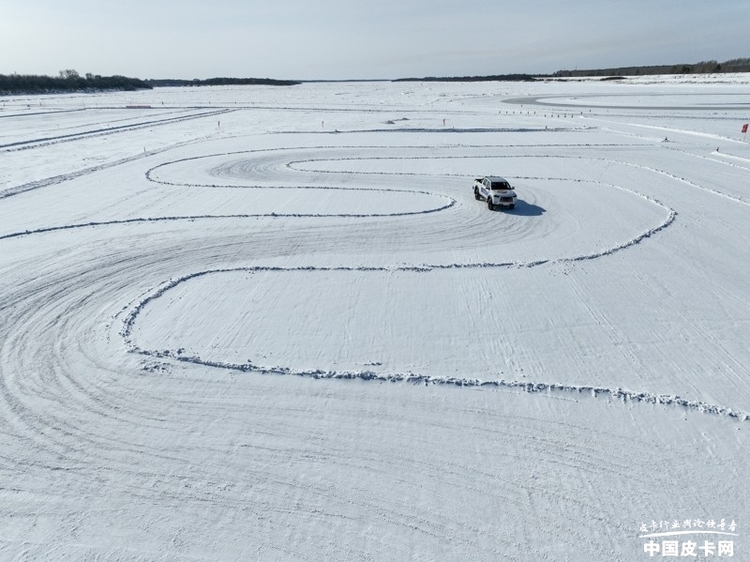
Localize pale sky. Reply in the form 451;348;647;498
1;0;748;80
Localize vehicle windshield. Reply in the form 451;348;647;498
491;182;511;190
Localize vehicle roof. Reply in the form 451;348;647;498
485;176;509;183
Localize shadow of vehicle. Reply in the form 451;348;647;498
504;200;546;217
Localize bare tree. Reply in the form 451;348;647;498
59;69;80;80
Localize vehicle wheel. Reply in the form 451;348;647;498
487;199;494;211
474;189;481;200
509;204;515;210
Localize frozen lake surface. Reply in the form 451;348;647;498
1;75;749;560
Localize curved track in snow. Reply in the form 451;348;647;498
2;127;742;417
1;83;749;561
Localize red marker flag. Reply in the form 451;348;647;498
743;123;749;134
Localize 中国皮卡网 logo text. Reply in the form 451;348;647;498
640;519;739;558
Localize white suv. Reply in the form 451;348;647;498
473;176;517;210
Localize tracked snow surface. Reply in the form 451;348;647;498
1;76;749;561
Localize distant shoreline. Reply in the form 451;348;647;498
145;77;301;87
2;57;748;95
550;57;750;78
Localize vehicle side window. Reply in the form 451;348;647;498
483;179;489;188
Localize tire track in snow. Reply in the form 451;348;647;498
3;142;690;421
0;206;457;242
146;146;677;266
1;141;717;426
0;108;232;152
117;259;747;421
2;145;675;248
1;244;645;561
0;134;224;201
616;158;750;207
115;141;735;417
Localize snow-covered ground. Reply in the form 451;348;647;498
1;75;749;561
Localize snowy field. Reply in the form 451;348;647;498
1;75;749;561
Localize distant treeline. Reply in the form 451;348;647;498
3;59;748;95
0;70;152;95
393;74;536;83
553;58;750;78
146;77;301;87
0;71;299;95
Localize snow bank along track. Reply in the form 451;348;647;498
120;267;747;421
112;143;749;419
3;131;748;420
